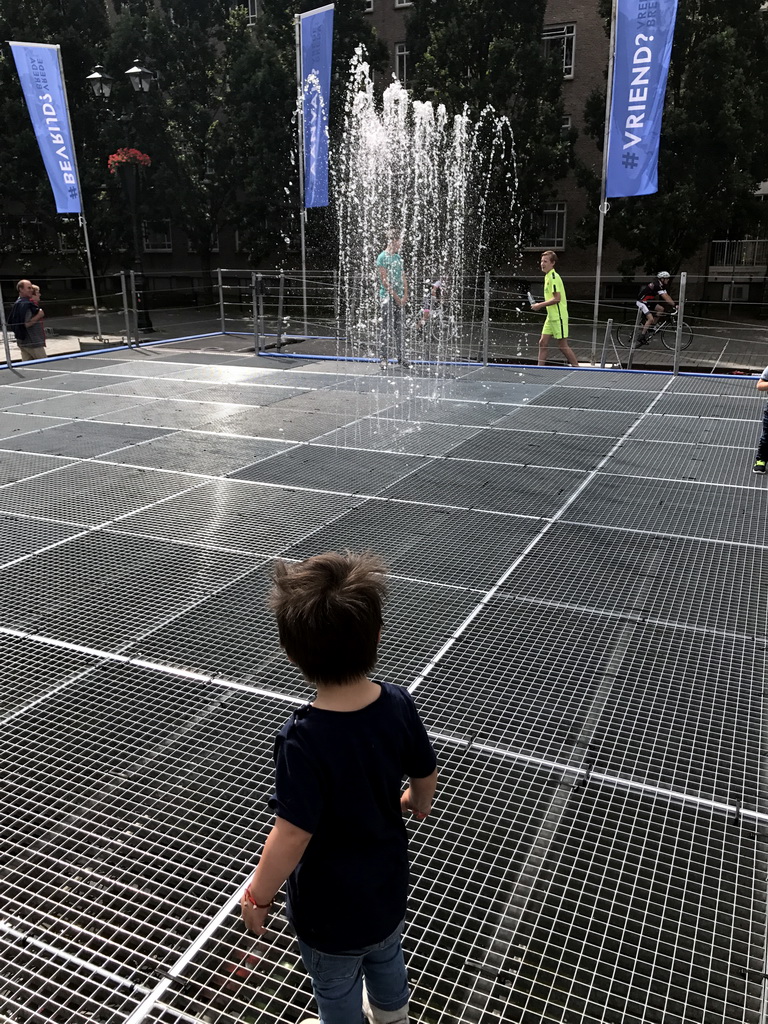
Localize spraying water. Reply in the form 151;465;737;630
335;51;518;370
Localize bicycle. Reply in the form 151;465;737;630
614;309;694;351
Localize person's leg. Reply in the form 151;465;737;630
537;332;549;366
557;336;579;367
758;406;768;460
379;300;392;368
19;344;46;360
298;938;365;1024
394;304;407;365
361;924;409;1024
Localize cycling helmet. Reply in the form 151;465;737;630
656;271;671;279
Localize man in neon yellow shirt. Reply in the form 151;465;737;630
530;250;579;367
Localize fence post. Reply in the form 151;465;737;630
672;271;687;377
599;319;613;368
625;304;643;370
251;271;259;353
129;271;140;346
482;271;491;366
120;272;133;347
217;268;226;335
257;273;264;349
277;269;285;349
333;269;340;346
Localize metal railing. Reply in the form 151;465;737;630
710;239;768;268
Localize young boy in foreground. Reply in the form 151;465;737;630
241;551;438;1024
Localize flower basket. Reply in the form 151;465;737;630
107;148;151;174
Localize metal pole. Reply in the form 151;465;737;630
333;269;340;346
673;271;687;376
217;268;226;335
591;0;618;364
120;271;132;346
277;269;285;349
129;270;140;345
295;15;309;339
599;318;613;368
0;281;13;368
482;271;491;366
625;304;643;370
257;273;265;350
78;214;104;342
257;270;264;354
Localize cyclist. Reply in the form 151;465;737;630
636;271;676;345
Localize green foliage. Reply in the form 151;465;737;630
406;0;571;264
579;0;768;274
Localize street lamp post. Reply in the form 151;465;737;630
87;58;156;332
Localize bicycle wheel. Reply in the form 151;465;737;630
614;322;640;348
660;320;693;351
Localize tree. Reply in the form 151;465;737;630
406;0;572;266
579;0;768;274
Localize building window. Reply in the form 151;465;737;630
247;0;260;24
526;202;567;250
143;219;173;252
543;24;576;78
187;229;220;253
365;0;373;10
395;42;409;84
394;0;412;6
561;115;572;135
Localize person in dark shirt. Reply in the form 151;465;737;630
10;279;46;360
241;551;438;1024
635;271;676;344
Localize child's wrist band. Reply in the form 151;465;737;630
244;886;273;909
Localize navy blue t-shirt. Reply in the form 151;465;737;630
270;681;436;952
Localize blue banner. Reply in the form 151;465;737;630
300;4;334;209
9;41;82;214
606;0;678;198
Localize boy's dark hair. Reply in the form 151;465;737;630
270;551;388;685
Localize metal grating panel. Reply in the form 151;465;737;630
446;428;616;470
652;392;765;419
1;530;265;650
0;633;100;715
0;386;72;410
0;462;198;526
177;382;310;406
89;377;211;399
528;385;659;413
383;458;586;515
116;479;365;552
437;380;552;404
0;450;74;486
200;406;354;441
284;498;544;589
0;512;83;567
631;413;757;447
98;433;295;476
601;438;758;485
505;785;765;1023
19;393;158;420
318;417;480;456
551;369;669;390
0;411;69;438
499;521;768;638
390;397;519;427
9;372;110;393
91;399;252;431
231;443;427;494
492;405;639;438
563;474;768;545
669;375;765;394
2;420;172;458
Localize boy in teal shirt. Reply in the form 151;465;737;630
376;233;410;370
531;251;579;367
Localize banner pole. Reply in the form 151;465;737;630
0;282;14;368
591;0;617;364
53;45;104;344
295;15;309;340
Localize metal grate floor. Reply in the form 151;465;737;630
1;347;766;1024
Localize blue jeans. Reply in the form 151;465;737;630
297;920;409;1024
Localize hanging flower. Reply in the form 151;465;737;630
107;148;152;174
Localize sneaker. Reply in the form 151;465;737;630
753;458;766;474
299;1019;320;1024
635;336;649;347
397;358;412;369
379;358;388;371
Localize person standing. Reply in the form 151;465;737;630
752;366;768;473
376;232;410;370
530;251;579;367
10;279;46;361
241;551;437;1024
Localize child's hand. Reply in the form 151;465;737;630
401;788;429;820
241;890;271;936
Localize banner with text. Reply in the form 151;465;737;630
9;41;82;214
300;4;334;208
606;0;678;198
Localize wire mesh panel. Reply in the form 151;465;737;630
0;450;74;486
491;405;639;437
652;392;765;419
1;421;173;458
98;434;296;477
446;428;616;471
527;385;661;413
632;414;757;447
601;438;758;485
